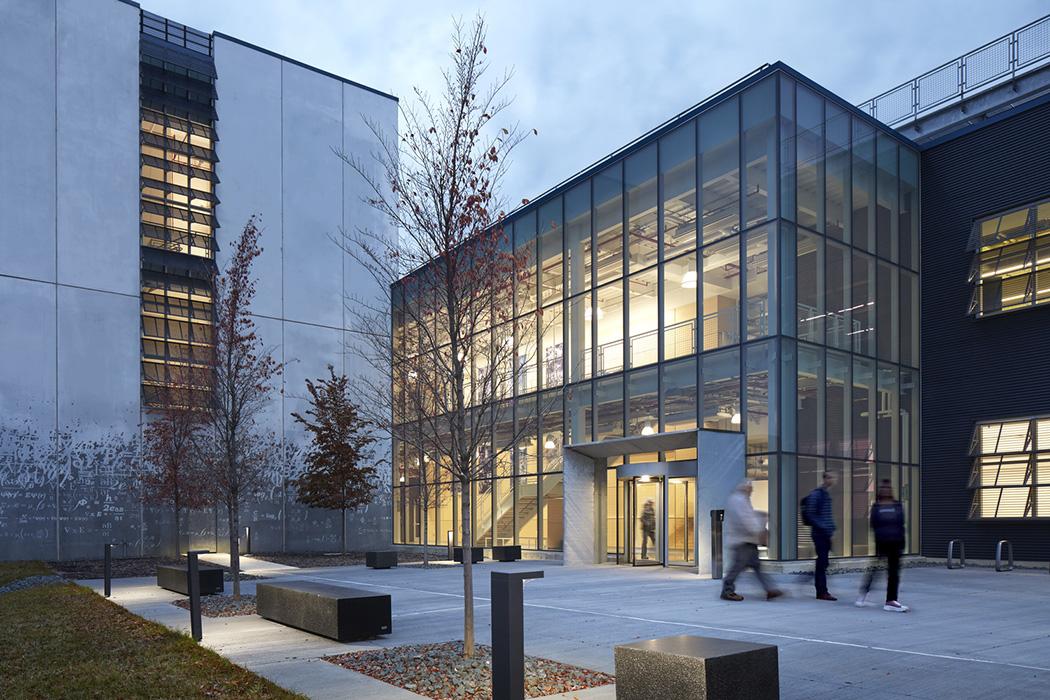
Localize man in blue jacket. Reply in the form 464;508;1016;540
805;471;837;601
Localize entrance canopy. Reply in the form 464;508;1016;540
565;429;697;460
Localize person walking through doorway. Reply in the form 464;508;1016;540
856;480;910;612
802;471;838;601
640;499;656;559
720;480;783;601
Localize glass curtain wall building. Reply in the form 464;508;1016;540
390;63;920;565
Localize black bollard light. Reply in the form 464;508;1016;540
491;570;543;700
187;549;209;642
103;543;113;598
710;509;725;580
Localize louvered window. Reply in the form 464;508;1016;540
969;417;1050;518
968;198;1050;317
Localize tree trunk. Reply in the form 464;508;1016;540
228;500;241;599
174;506;181;557
341;507;347;555
461;478;474;657
421;492;430;568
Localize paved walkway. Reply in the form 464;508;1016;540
198;553;298;574
91;561;1050;699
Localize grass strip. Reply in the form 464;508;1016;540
0;581;303;699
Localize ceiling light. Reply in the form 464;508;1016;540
639;474;651;483
681;270;698;289
641;424;655;436
584;305;605;321
399;475;405;484
730;412;741;425
544;438;556;449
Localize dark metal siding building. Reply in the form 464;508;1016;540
920;96;1050;561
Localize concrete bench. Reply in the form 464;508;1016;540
365;550;398;569
492;545;522;562
453;546;483;564
256;580;391;642
156;563;224;596
614;634;778;700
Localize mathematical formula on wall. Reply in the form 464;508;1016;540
0;418;392;560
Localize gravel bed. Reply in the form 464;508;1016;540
249;551;426;568
224;572;264;582
326;641;614;699
0;575;66;595
172;594;257;617
53;557;184;580
51;556;261;581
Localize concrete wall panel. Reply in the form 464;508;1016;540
56;286;141;559
0;0;57;282
213;37;284;319
697;429;746;576
0;277;58;560
282;63;344;329
55;0;139;296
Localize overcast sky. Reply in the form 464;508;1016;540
145;0;1046;205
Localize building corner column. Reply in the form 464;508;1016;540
562;448;602;566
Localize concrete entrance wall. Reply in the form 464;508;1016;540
562;429;746;572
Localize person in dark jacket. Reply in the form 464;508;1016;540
856;480;909;612
640;499;656;560
805;471;838;601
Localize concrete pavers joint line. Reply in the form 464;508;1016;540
303;575;1050;674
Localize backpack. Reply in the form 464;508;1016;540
800;491;817;527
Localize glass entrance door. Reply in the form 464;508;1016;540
615;473;694;567
667;477;696;565
622;477;663;566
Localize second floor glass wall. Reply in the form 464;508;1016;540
390;67;922;557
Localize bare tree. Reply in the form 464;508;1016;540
197;216;281;598
337;17;547;657
292;366;379;555
140;385;208;556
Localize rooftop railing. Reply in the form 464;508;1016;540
858;14;1050;126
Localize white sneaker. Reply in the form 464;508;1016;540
855;593;869;608
883;600;909;613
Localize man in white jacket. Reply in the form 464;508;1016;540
720;480;782;602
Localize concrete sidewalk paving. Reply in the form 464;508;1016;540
89;560;1050;699
197;553;299;575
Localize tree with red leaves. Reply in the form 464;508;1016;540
337;17;545;657
291;366;378;555
140;385;208;556
196;216;281;599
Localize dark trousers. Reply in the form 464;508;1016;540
861;540;903;602
812;529;832;595
640;527;655;559
722;543;775;594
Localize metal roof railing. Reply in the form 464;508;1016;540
141;10;212;56
858;14;1050;126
